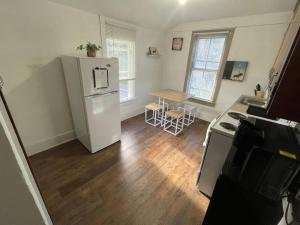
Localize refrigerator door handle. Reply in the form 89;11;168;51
86;91;119;98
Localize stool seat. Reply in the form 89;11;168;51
175;103;196;126
166;110;184;119
145;102;166;127
145;103;163;111
164;109;184;136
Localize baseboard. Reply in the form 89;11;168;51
24;109;215;156
121;105;219;122
121;106;144;121
196;109;221;122
25;130;75;156
26;107;144;156
29;104;212;156
25;108;144;156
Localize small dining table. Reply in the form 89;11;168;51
151;89;192;103
150;89;192;126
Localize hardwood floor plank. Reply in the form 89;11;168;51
29;114;209;225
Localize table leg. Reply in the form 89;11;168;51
161;98;166;127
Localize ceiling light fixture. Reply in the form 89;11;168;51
178;0;187;5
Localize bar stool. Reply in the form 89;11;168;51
157;97;169;126
169;103;196;126
181;103;196;126
145;103;163;127
163;109;184;136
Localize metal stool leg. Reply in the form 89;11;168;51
145;108;148;122
175;118;179;135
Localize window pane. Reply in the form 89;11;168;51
107;39;114;57
194;60;206;69
119;80;135;102
207;37;226;62
206;61;219;70
116;41;128;51
195;38;210;61
107;39;136;101
119;72;129;79
188;70;217;101
186;33;227;103
118;50;129;73
106;39;135;80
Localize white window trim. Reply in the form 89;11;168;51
184;29;235;106
117;40;136;102
120;96;137;104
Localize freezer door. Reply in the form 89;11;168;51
84;92;121;153
79;57;119;97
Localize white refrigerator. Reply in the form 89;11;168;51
61;56;121;153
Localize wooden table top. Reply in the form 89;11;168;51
151;89;192;102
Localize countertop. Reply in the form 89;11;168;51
229;95;252;114
211;95;292;137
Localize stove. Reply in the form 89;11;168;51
219;122;238;131
210;111;248;137
228;112;247;121
199;111;246;197
199;100;292;199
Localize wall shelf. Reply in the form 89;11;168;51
146;53;160;57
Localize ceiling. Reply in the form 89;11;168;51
50;0;298;29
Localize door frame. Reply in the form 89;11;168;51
0;81;53;225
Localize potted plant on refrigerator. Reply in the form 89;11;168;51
77;42;102;57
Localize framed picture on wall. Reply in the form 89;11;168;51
223;61;248;81
172;37;183;51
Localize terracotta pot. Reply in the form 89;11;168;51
87;49;97;57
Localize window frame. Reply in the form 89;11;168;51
184;29;234;106
106;38;136;103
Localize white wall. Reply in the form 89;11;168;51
162;12;293;121
99;17;164;121
109;26;164;120
0;0;292;156
0;97;51;224
0;0;101;155
120;27;164;120
0;0;163;155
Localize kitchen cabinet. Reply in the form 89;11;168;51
271;6;300;77
267;4;300;122
267;23;300;122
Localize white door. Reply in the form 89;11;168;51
84;92;121;153
79;57;119;97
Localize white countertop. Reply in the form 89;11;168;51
211;95;293;137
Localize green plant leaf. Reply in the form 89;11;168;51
77;42;102;51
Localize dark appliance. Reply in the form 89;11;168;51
202;118;300;225
267;22;300;123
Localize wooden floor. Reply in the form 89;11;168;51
30;114;209;225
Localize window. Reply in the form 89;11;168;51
105;23;136;102
185;30;233;105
